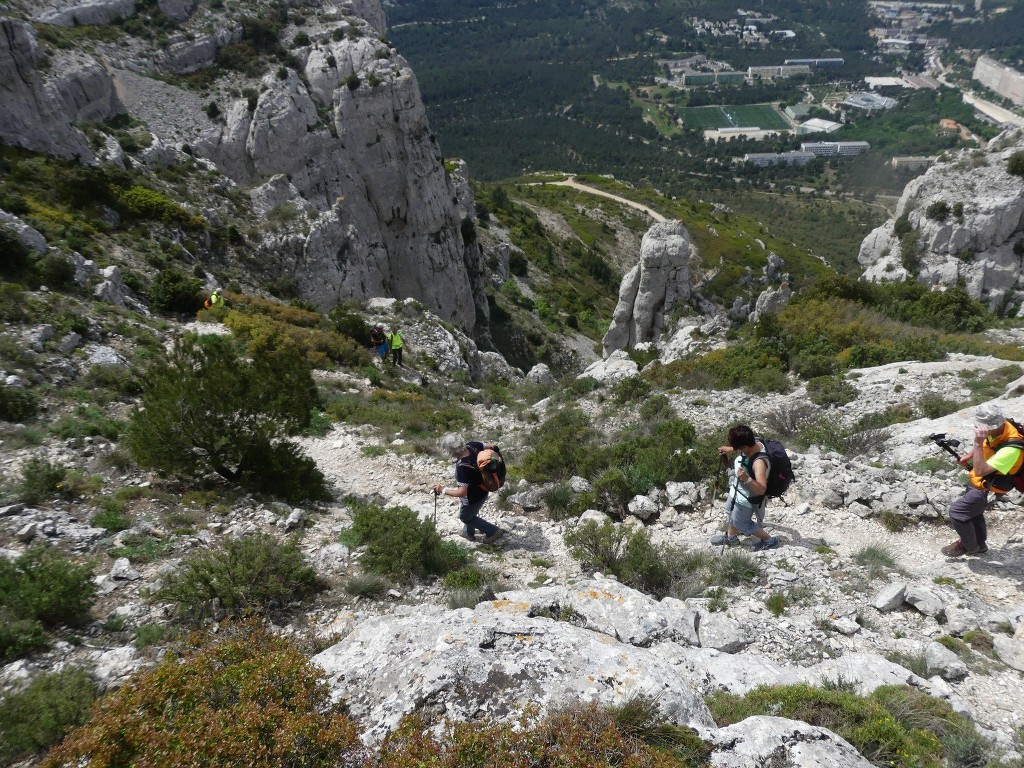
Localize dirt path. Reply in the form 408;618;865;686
540;178;668;222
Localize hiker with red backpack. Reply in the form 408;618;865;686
433;433;506;544
710;424;782;551
940;403;1024;558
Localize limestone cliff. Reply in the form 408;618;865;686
0;0;488;337
858;128;1024;311
0;19;120;160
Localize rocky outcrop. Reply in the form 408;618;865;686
0;20;120;160
603;220;693;355
34;0;135;27
195;18;484;335
858;128;1024;310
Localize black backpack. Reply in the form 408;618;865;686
745;438;795;503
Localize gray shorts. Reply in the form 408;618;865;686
727;498;764;535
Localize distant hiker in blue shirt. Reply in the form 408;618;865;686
370;324;388;361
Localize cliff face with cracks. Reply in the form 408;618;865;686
0;0;489;338
857;128;1024;313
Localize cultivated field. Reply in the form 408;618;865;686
682;104;790;130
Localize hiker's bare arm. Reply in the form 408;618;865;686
737;458;768;496
433;484;468;497
969;427;997;476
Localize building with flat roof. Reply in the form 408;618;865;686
891;156;936;170
747;64;811;78
783;58;844;67
742;152;817;167
797;117;842;134
844;92;897;110
784;103;812;119
801;141;870;156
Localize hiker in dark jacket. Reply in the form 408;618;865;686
710;424;779;551
370;324;387;361
433;433;504;543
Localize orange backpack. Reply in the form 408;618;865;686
475;448;507;492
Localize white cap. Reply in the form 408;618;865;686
975;403;1004;429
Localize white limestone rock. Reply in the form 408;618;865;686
580;350;638;384
858;128;1024;310
603;221;693;355
704;716;874;768
35;0;135;27
312;602;715;743
0;210;48;253
873;582;906;612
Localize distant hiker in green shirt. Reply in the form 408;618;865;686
387;327;404;367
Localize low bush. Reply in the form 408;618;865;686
0;545;96;661
376;704;710;768
224;310;369;369
1008;150;1024;177
155;533;324;624
853;544;900;579
41;624;360;768
0;281;25;320
710;683;990;767
806;375;858;407
114;185;201;227
344;573;392;599
0;386;39;422
0;667;98;764
565;520;759;599
347;500;469;581
19;457;69;504
50;405;123;440
149;269;203;314
918;392;959;419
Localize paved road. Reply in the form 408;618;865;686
544;178;668;222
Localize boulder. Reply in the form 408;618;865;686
905;585;946;619
36;0;135;27
312;602;714;742
704;716;874;768
873;582;906;613
579;350;638;384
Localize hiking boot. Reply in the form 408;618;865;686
752;536;779;551
941;540;969;557
976;543;989;554
482;528;505;544
710;533;740;546
459;527;475;541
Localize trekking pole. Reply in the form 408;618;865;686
433;486;439;526
929;434;969;467
713;453;729;554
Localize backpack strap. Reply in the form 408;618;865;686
737;451;770;505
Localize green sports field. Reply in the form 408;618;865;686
682;104;790;130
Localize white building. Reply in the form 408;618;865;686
800;141;870;156
796;118;843;134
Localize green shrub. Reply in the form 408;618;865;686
541;483;576;520
893;214;912;238
853;544;899;579
0;611;50;660
156;533;323;624
149;269;203;314
41;625;359;768
133;623;181;649
115;185;200;226
343;573;392;599
806;375;858;407
0;227;32;281
0;386;39;422
611;376;651;404
917;392;960;419
1008;150;1024;177
925;200;950;221
126;335;326;503
34;253;76;289
0;281;25;320
19;457;68;504
708;683;982;767
0;545;95;659
50;405;123;440
348;501;469;581
0;667;98;764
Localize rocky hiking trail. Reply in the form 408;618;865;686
291;355;1024;747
